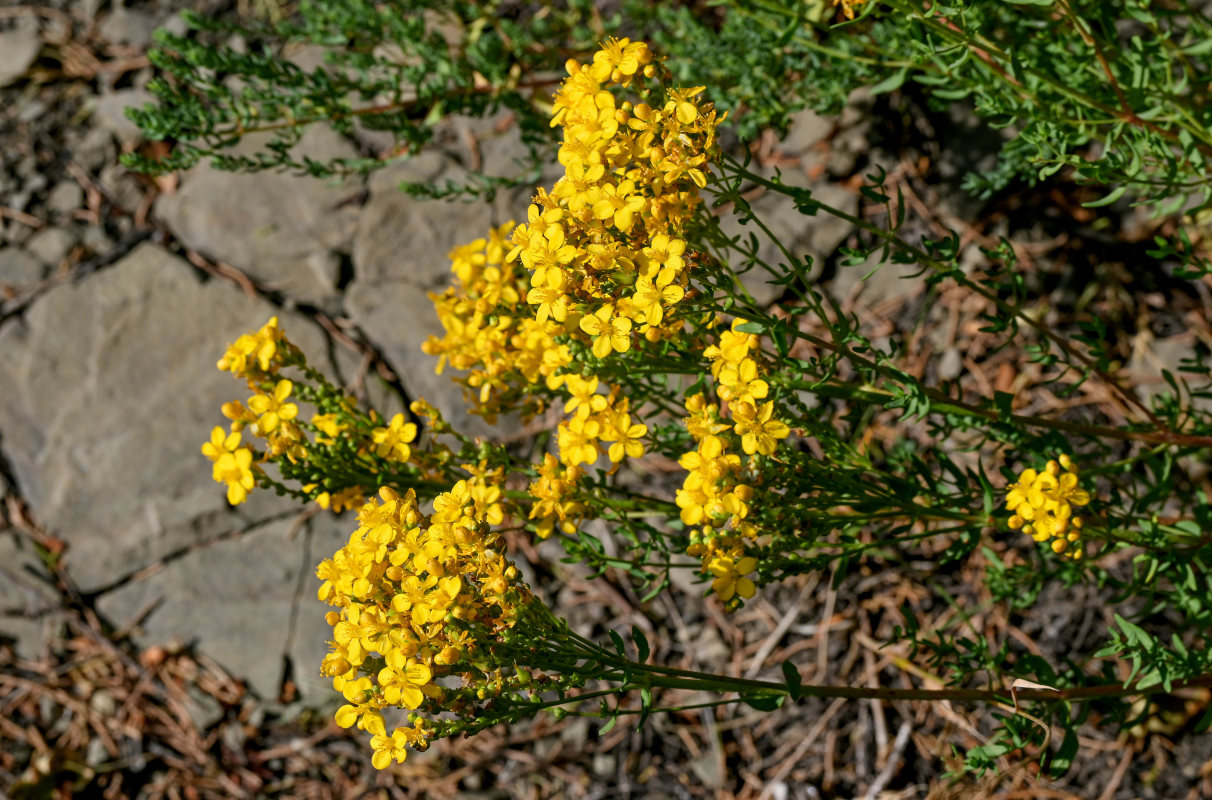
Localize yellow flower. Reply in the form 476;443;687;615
733;401;790;456
563;375;608;419
378;654;433;710
592;179;647;232
558;418;602;467
526;269;570;324
1005;454;1089;559
247;379;298;434
372;413;418;462
217;316;286;377
579;304;632;359
642;234;687;285
707;555;757;602
204;427;256;505
632;274;684;326
589;37;652;84
606;412;647;463
718;358;769;406
220;399;257;432
202;425;241;464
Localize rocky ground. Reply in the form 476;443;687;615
2;2;1210;799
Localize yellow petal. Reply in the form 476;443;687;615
334;704;360;728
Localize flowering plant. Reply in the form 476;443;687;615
201;34;1212;785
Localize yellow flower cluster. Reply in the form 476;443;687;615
427;37;721;400
423;38;725;527
316;482;531;768
528;453;586;539
679;392;760;604
204;317;300;504
511;37;720;356
216;315;291;380
679;320;792;602
423;223;567;423
555;375;648;468
1005;454;1090;558
208;317;423;511
201;426;256;505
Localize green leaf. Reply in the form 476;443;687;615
742;693;786;711
1047;726;1079;778
782;660;803;700
869;67;908;96
1182;38;1212;56
1194;704;1212;733
609;630;626;659
734;321;765;334
632;626;650;663
1082;184;1128;208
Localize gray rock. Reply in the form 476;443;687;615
81;226;115;256
73;127;117;172
351;153;486;288
96;517;298;700
0;19;40;89
717;181;857;305
0;246;44;285
98;162;144;213
185;686;225;730
24;227;76;268
840;87;874;129
160;12;189;38
17;99;47;124
345;277;494;439
92;89;154;146
937;348;964;381
1129;333;1210;411
47;181;84;217
93;509;363;704
0;531;59;660
0;243;339;595
780;108;834;157
86;737;109;767
830;250;927;309
98;7;157;48
156;127;362;305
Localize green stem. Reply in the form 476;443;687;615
716;156;1212;448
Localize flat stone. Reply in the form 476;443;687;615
1129;333;1211;411
351;153;487;288
24;227;76;268
92;89;154;146
830;250;927;309
73;127;116;172
96;516;301;700
156;127;363;305
98;163;144;214
0;19;41;89
0;242;339;595
718;181;857;305
47;181;84;217
0;531;60;660
98;6;157;48
937;347;964;381
779;108;834;157
345;277;495;439
93;508;372;703
0;246;44;286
